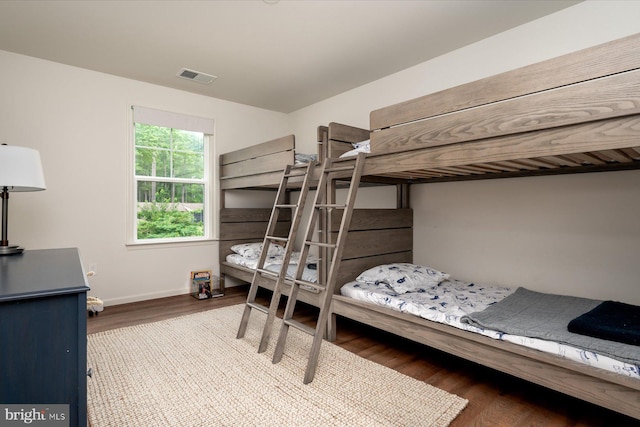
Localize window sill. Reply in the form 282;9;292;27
125;238;217;250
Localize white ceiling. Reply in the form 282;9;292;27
0;0;581;113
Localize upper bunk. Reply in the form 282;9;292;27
355;32;640;183
218;124;407;194
220;33;640;193
219;134;305;191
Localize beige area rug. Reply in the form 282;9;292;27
87;304;467;426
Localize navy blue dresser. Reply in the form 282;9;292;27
0;248;90;427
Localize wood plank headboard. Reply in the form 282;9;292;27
220;135;295;190
219;207;413;293
218;208;291;264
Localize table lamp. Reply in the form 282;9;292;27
0;144;46;255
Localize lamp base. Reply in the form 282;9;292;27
0;245;24;256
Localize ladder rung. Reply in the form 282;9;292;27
283;172;307;178
324;165;355;173
284;319;316;336
256;268;278;278
290;163;311;169
247;302;269;314
315;204;345;209
305;240;336;249
293;279;325;293
300;284;320;294
274;204;297;209
265;236;288;243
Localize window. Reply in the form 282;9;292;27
131;106;214;243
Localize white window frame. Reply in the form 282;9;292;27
127;106;215;246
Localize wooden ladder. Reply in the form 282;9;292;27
272;152;366;384
236;161;316;353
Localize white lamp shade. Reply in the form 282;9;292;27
0;145;46;191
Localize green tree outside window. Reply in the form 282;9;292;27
135;123;206;240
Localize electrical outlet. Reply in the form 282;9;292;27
88;263;98;276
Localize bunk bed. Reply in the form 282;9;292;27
218;126;413;309
330;33;640;419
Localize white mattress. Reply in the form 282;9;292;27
340;279;640;379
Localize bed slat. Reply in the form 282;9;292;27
330;208;412;232
221;150;293;179
220;208;291;223
371;32;640;130
362;115;640;178
220;171;283;190
327;122;370;143
336;228;412;260
219;222;290;241
372;70;640;156
220;135;295;166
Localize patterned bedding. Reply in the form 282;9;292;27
341;279;640;379
225;253;318;284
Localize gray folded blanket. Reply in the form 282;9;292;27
461;287;640;366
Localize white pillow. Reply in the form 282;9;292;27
352;140;370;151
356;263;449;294
230;242;285;259
339;140;371;159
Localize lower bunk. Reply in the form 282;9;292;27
331;267;640;419
219;206;414;312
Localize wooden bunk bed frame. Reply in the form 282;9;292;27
331;33;640;419
218;127;413;310
357;33;640;183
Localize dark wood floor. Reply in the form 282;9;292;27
88;287;639;427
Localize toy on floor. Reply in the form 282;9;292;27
87;296;104;316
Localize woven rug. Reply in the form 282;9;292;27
87;304;467;426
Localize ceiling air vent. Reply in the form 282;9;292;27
176;68;217;84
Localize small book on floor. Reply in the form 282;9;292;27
190;270;223;299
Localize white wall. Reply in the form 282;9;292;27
3;1;639;307
0;50;290;305
291;1;640;148
290;1;640;304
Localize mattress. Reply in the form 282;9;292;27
340;279;640;379
225;253;318;285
